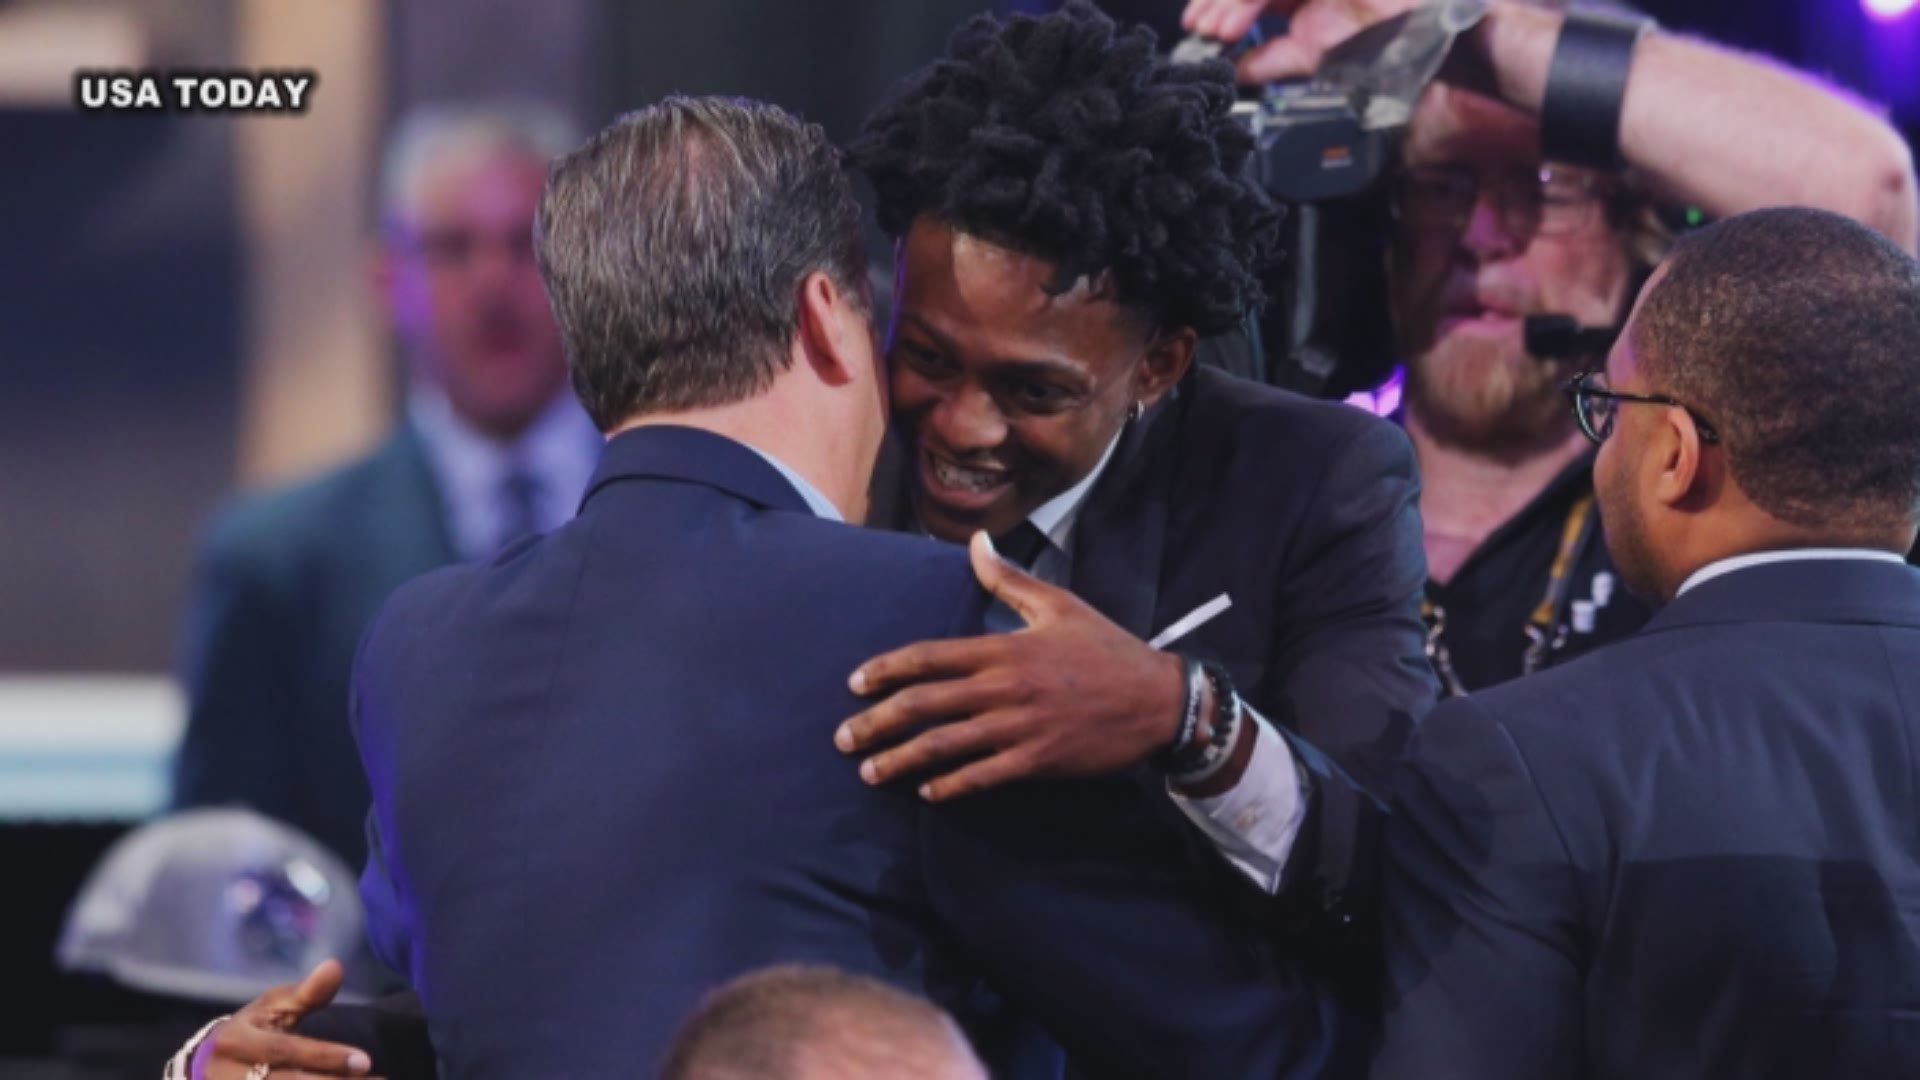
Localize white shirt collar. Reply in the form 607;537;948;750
740;444;843;523
1676;548;1909;596
407;382;601;560
1025;428;1124;554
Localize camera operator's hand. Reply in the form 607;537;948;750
1183;0;1917;251
1182;0;1422;83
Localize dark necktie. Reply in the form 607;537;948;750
494;467;544;552
994;520;1051;571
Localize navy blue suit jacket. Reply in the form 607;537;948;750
173;426;457;864
1067;367;1434;940
873;366;1437;947
1378;557;1920;1078
353;426;1340;1078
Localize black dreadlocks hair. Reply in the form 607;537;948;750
849;1;1282;337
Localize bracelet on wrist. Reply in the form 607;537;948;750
1153;655;1208;772
1171;661;1242;783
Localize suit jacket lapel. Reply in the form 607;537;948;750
382;423;462;568
1067;388;1181;640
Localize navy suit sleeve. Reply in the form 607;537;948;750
349;614;413;983
1375;696;1583;1079
1266;418;1437;921
170;516;301;817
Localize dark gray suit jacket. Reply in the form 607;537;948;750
171;426;457;864
1379;557;1920;1078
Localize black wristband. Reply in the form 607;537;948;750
1540;9;1653;170
1164;660;1238;777
1154;656;1207;772
1197;662;1237;754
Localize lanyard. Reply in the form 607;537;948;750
1423;494;1598;697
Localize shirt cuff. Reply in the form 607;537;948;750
1167;707;1306;894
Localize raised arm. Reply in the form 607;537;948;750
1183;0;1919;252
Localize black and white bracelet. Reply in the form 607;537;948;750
1154;655;1207;773
1171;661;1243;784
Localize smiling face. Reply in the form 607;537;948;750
886;218;1190;541
1390;87;1635;452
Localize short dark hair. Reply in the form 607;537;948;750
659;965;976;1079
1632;206;1920;532
848;1;1280;336
537;97;869;431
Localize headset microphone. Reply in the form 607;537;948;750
1524;313;1619;361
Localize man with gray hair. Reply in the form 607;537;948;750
661;965;988;1080
170;100;598;866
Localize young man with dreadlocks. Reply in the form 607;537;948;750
835;0;1436;1003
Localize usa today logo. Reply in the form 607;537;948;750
75;70;316;113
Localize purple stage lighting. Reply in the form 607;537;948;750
1865;0;1917;22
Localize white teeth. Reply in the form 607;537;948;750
931;455;1007;494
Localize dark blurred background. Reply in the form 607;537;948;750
2;0;1914;1065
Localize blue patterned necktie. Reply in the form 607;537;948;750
494;467;544;552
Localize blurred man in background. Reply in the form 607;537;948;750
170;100;596;865
1185;0;1919;692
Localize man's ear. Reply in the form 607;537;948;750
796;271;864;388
1133;326;1198;407
1651;407;1709;510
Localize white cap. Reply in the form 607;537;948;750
57;808;368;1004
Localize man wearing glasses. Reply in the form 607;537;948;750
1186;0;1918;694
1376;205;1920;1077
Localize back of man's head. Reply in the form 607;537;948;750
1632;206;1920;539
659;965;987;1080
536;96;870;432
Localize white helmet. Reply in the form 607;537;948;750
57;808;367;1004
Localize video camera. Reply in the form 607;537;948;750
1180;0;1618;398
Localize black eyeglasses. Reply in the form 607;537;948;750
1392;164;1614;240
1563;371;1721;445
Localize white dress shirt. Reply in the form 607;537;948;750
742;443;843;522
408;384;602;561
1677;547;1909;596
1022;429;1122;583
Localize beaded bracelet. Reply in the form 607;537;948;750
1171;661;1242;783
1154;655;1207;772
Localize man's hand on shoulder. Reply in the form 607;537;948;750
836;532;1185;801
186;960;377;1080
